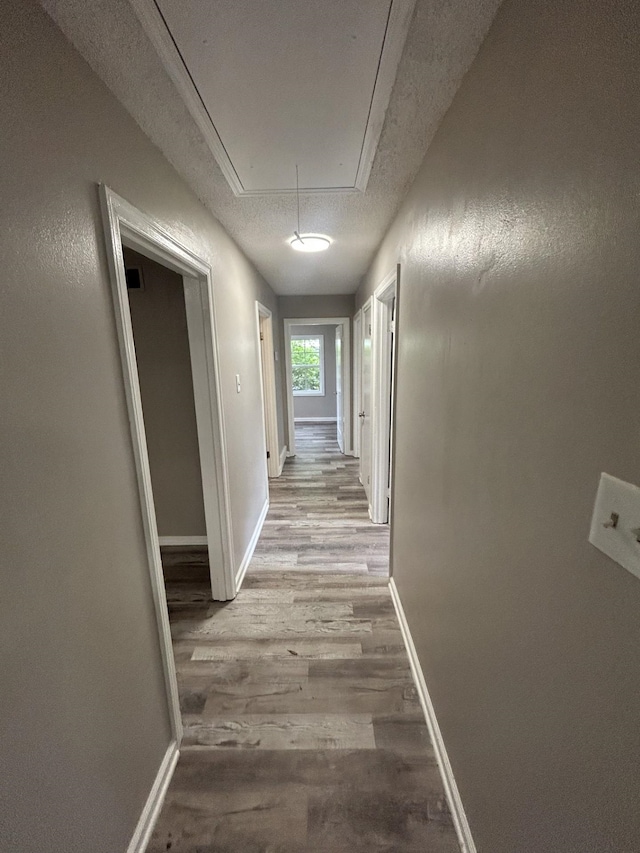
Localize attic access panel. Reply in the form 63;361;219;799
152;0;413;194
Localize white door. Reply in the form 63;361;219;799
360;304;372;502
335;324;344;452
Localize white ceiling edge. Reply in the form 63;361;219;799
353;0;417;195
130;0;417;197
130;0;240;195
39;0;504;295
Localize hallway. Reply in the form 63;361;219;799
251;423;390;576
7;2;640;851
148;424;457;852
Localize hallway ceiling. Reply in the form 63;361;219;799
40;0;503;294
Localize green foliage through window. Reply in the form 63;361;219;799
291;336;323;394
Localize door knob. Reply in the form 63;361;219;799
359;411;365;418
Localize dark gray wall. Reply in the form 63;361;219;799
357;1;640;851
126;249;206;537
291;324;337;420
0;2;283;850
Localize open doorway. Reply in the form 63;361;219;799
283;317;352;457
124;246;208;549
290;324;338;429
124;247;227;592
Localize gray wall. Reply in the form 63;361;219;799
356;0;640;850
278;294;355;319
126;249;206;537
0;2;283;850
291;324;337;420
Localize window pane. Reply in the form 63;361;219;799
291;335;323;394
292;365;321;392
291;337;320;367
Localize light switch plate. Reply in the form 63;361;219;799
589;473;640;580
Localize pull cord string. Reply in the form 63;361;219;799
295;164;304;244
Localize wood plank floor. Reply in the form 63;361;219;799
251;423;389;576
149;425;457;852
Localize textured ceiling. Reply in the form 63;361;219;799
40;0;503;295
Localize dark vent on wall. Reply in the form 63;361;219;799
125;266;144;290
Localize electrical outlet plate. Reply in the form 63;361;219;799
589;473;640;580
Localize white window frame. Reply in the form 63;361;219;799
291;334;325;397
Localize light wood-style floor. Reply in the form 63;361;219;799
149;424;457;852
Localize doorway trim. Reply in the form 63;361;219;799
353;308;363;459
100;184;237;731
359;298;373;493
370;268;398;524
255;302;281;478
283;317;352;457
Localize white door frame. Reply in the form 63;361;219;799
352;308;363;459
335;324;344;453
255;303;281;478
360;298;373;495
100;185;238;738
283;317;352;457
370;268;399;524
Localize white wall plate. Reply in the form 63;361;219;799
589;473;640;580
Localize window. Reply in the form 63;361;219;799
291;334;324;396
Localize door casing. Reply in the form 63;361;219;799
370;268;399;524
256;303;281;478
100;185;237;745
335;324;344;452
360;301;373;501
352;309;363;459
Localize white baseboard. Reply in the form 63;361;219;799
158;536;207;547
235;497;269;591
126;741;179;853
278;446;287;475
389;578;476;853
294;417;337;422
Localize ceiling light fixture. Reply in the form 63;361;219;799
290;233;331;252
289;165;332;253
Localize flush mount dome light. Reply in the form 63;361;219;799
289;233;332;253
